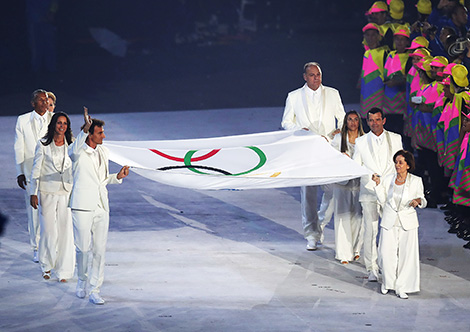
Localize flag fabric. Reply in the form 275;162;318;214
105;130;371;191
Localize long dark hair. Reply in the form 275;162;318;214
340;110;364;153
41;112;73;146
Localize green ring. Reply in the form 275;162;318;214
183;146;266;176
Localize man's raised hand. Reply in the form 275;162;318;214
83;106;92;133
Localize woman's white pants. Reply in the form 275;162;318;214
378;224;420;293
38;192;75;279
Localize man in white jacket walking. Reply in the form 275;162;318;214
69;108;129;305
14;89;53;262
281;62;345;250
353;107;403;281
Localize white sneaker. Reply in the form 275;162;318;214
306;238;317;251
397;291;408;299
76;280;86;299
89;292;105;305
381;283;388;295
33;250;39;263
368;270;378;282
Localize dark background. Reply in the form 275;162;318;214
1;1;421;115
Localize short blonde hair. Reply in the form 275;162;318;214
46;91;56;105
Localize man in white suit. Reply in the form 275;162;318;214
281;62;345;250
14;89;54;262
353;107;403;281
69;108;129;305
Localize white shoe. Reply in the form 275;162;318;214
33;250;39;263
76;280;86;299
89;292;105;305
397;291;408;299
368;270;378;282
381;283;388;295
306;238;317;251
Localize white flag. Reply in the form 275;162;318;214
105;130;370;190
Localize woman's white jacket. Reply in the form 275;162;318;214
29;140;73;196
374;173;427;231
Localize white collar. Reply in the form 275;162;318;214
32;110;47;122
372;130;385;143
84;143;99;154
306;84;322;96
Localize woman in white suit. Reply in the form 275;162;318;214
372;150;426;299
331;110;365;264
30;112;75;282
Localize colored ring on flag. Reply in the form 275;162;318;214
157;165;231;175
183;146;267;176
150;148;220;162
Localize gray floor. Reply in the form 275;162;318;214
1;107;469;332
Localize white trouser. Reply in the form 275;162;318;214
333;184;362;262
38;192;75;279
361;201;380;272
301;184;334;243
72;207;109;294
378;225;420;293
318;184;335;243
24;183;40;250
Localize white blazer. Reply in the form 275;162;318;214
281;84;345;139
29;140;73;196
14;110;54;178
374;173;427;231
68;130;121;212
352;130;403;202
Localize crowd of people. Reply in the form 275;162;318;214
359;0;470;247
14;90;129;304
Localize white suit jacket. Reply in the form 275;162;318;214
14;110;54;178
352;130;403;202
29;140;73;196
281;84;345;139
374;173;427;230
68;130;121;212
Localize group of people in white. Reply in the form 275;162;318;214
281;62;426;299
14;73;424;303
14;90;129;305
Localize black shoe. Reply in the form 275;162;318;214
447;216;463;226
444;210;455;217
463;242;470;249
440;203;454;211
457;228;470;239
448;222;462;233
445;216;458;224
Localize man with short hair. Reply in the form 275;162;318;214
281;62;345;251
353;108;403;281
69;108;129;305
14;89;54;262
